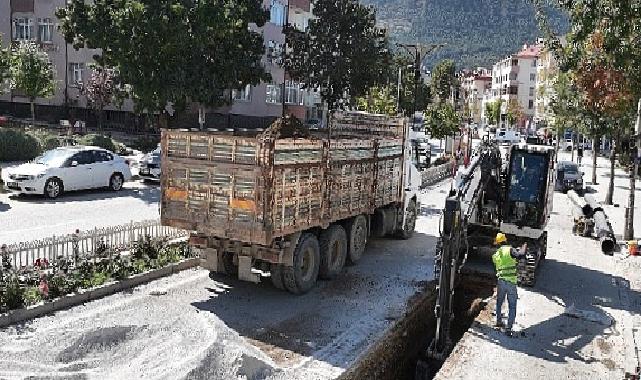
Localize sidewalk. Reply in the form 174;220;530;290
577;150;641;241
434;150;641;380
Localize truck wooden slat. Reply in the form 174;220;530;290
161;114;406;247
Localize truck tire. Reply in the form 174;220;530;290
270;264;285;290
346;215;368;264
398;199;417;240
319;224;347;279
282;233;320;295
222;253;237;276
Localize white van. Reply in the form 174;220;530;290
495;128;521;143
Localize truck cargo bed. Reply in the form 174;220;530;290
161;114;406;247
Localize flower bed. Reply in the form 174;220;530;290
0;236;195;313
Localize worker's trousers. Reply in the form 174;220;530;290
496;279;517;329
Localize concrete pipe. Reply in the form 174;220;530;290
567;190;593;218
593;210;616;254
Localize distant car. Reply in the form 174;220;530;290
1;146;132;199
138;146;161;182
556;161;584;194
563;139;574;151
495;128;521;144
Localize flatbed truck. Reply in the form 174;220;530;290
160;112;421;294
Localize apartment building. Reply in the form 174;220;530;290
535;44;559;128
0;0;128;121
489;42;541;130
460;68;492;125
227;0;321;123
0;0;321;128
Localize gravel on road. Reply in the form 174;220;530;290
0;180;453;380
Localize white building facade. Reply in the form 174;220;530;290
489;43;541;131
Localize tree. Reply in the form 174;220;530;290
9;42;56;122
533;0;641;235
431;59;457;103
58;0;270;126
506;99;524;129
284;0;390;110
80;65;125;131
485;100;502;128
356;86;397;116
0;38;9;90
424;103;461;140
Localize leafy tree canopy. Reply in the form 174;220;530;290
424;102;460;139
9;42;55;101
0;38;9;88
356;86;397;116
58;0;271;114
284;0;390;110
431;59;457;104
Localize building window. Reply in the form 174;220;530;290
285;81;304;105
529;87;535;97
38;18;54;43
532;59;537;67
508;86;518;95
270;1;286;26
232;85;252;102
69;63;85;85
266;84;282;104
530;73;536;81
528;100;534;109
13;18;34;41
511;59;518;66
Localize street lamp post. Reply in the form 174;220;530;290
396;43;446;120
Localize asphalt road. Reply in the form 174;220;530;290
0;180;451;380
0;180;160;246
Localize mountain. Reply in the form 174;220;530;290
364;0;568;69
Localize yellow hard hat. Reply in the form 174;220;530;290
494;233;507;245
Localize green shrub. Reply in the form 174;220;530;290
47;274;75;299
1;275;25;310
77;134;116;152
0;129;42;161
28;130;60;151
132;135;160;153
23;287;42;306
132;235;160;260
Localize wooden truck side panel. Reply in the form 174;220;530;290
161;116;405;248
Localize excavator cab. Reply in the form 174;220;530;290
503;145;556;230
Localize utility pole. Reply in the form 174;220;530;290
281;0;290;118
624;98;641;241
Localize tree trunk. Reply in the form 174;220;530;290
605;139;616;205
97;108;104;132
30;100;36;124
591;136;598;185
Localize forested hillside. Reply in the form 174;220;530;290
364;0;568;68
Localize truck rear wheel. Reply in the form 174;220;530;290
319;224;347;279
346;215;368;264
398;199;417;240
270;264;285;290
283;233;320;295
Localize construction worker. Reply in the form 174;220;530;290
492;233;526;335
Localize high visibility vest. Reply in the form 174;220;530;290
492;245;518;284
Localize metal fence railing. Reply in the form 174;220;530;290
421;161;455;188
2;220;188;269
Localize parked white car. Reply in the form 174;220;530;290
1;146;132;199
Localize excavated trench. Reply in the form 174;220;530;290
339;271;495;380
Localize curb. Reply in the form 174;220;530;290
0;257;199;328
